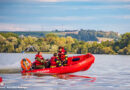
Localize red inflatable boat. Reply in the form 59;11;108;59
21;53;95;74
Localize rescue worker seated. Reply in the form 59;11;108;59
35;52;46;69
50;53;61;68
58;46;68;66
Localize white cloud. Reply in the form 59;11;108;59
38;15;130;22
0;23;60;31
38;4;130;11
73;5;130;10
106;15;130;19
32;0;130;2
0;23;95;31
1;0;130;3
36;0;60;2
0;23;130;34
0;23;25;31
0;23;82;31
40;16;97;21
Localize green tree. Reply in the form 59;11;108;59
118;45;130;55
49;45;58;52
102;47;116;54
6;43;14;53
0;32;18;38
119;33;130;49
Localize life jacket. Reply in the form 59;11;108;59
50;56;58;67
62;48;66;54
58;48;66;61
35;54;44;66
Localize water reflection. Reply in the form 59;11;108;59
22;73;96;83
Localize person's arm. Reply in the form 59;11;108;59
65;54;68;61
55;58;59;63
36;57;45;63
55;58;62;66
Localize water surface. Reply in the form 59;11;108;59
0;53;130;90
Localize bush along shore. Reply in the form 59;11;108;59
0;32;130;55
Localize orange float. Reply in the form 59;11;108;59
21;58;32;71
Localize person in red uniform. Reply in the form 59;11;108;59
58;46;68;66
50;53;61;68
34;52;46;69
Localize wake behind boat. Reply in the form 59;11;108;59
21;53;95;74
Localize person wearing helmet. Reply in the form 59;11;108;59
50;53;62;68
58;46;68;66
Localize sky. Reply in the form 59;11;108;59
0;0;130;33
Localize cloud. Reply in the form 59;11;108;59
72;5;130;10
0;23;25;31
33;0;89;2
0;15;130;25
36;0;61;2
36;3;130;11
109;15;130;19
0;23;68;31
32;15;130;22
1;0;130;3
0;23;58;31
0;23;101;31
0;23;129;34
33;0;130;2
38;4;130;10
40;16;97;21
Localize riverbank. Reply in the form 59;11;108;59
0;32;130;55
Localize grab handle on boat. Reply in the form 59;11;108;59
72;58;80;61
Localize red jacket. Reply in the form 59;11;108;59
58;49;66;61
50;56;58;66
62;48;66;53
35;54;44;66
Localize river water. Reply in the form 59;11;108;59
0;53;130;90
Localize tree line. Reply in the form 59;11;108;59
0;30;119;41
0;32;130;55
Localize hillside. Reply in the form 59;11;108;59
65;30;120;41
0;30;120;41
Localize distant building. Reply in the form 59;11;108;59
63;30;79;35
87;41;95;44
97;37;114;43
19;34;24;38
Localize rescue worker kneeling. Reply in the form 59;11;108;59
50;53;61;68
35;52;46;69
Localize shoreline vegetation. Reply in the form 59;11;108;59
0;30;130;55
